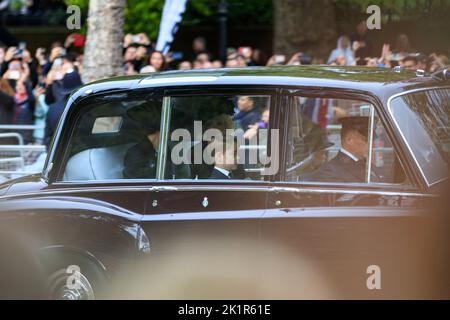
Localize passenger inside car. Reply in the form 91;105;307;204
123;101;191;179
208;136;240;179
306;116;381;183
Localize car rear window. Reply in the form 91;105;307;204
389;88;450;186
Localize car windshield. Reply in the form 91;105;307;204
389;88;450;186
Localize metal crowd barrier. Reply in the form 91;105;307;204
0;125;46;180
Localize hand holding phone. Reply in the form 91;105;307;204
132;35;141;43
275;55;286;64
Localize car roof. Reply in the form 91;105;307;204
71;66;446;104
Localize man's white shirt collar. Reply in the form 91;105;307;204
214;166;231;178
340;148;359;162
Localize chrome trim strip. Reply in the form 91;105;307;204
140;209;263;221
387;86;450;187
366;106;375;183
263;207;426;218
0;184;433;201
157;97;172;180
140;76;219;85
268;186;430;197
43;96;75;181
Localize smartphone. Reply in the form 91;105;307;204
53;58;62;68
15;48;23;57
275;55;285;64
8;70;21;80
132;35;141;43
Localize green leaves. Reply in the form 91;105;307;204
65;0;164;39
124;0;165;39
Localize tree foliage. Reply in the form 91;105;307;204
65;0;273;40
65;0;449;40
65;0;164;39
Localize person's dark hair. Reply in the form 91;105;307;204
127;101;162;135
61;53;76;63
416;52;427;64
0;78;14;96
196;50;211;61
50;41;63;49
205;113;234;137
339;117;369;141
402;55;419;65
251;48;267;66
9;56;22;63
211;135;238;157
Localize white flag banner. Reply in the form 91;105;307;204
156;0;188;54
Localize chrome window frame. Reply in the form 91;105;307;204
156;96;172;180
285;95;394;185
155;91;275;182
0;183;434;201
365;105;375;183
51;88;277;185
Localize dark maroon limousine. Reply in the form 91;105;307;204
0;66;449;299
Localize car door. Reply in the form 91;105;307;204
39;91;165;262
48;90;163;214
138;88;281;267
260;91;433;298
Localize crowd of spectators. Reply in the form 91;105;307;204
0;20;449;150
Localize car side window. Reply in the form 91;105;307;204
60;96;163;181
285;96;408;185
163;94;273;180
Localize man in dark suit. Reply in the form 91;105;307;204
123;101;190;179
209;136;239;180
311;116;380;183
